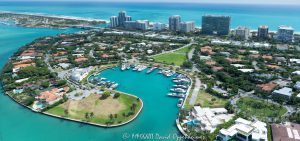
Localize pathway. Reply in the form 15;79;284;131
45;53;54;72
187;47;200;72
189;77;201;105
149;40;194;57
187;47;195;61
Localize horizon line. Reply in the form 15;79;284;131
1;1;300;6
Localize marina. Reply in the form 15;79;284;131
88;75;119;90
167;74;191;101
115;64;191;108
91;65;191;109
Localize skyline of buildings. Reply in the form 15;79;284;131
110;11;297;43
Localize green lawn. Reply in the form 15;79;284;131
152;45;194;66
195;90;228;108
237;97;287;121
46;93;142;126
153;53;187;66
174;47;191;54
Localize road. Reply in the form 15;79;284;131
149;40;195;57
45;53;54;72
187;47;200;72
187;47;194;61
252;61;261;71
189;77;201;105
89;50;95;58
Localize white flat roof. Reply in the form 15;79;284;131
273;87;293;96
220;118;267;140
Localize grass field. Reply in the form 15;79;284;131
237;97;287;120
174;47;190;54
195;90;227;108
152;46;192;66
46;93;142;125
153;53;187;66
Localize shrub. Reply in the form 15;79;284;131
100;91;110;99
113;93;120;99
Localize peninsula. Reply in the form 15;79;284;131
0;12;107;29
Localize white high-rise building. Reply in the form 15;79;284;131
153;22;166;31
235;26;250;40
110;16;119;28
179;21;195;33
125;16;132;22
136;20;149;31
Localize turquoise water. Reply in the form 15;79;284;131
1;2;300;31
0;24;80;68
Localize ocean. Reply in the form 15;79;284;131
0;2;300;141
0;2;300;31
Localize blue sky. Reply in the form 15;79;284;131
2;0;300;5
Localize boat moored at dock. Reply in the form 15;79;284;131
147;67;157;74
167;93;186;98
177;98;184;107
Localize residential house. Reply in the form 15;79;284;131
200;46;215;55
188;106;234;133
13;63;36;73
217;118;268;141
272;87;293;99
257;83;278;92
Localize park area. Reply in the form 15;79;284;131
46;93;142;126
195;90;227;108
152;46;191;66
237;97;287;121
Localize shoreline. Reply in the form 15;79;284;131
0;11;108;23
1;88;143;128
2;11;300;33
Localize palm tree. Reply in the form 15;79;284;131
109;114;113;120
85;112;89;119
64;109;68;116
131;103;137;111
90;112;94;118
